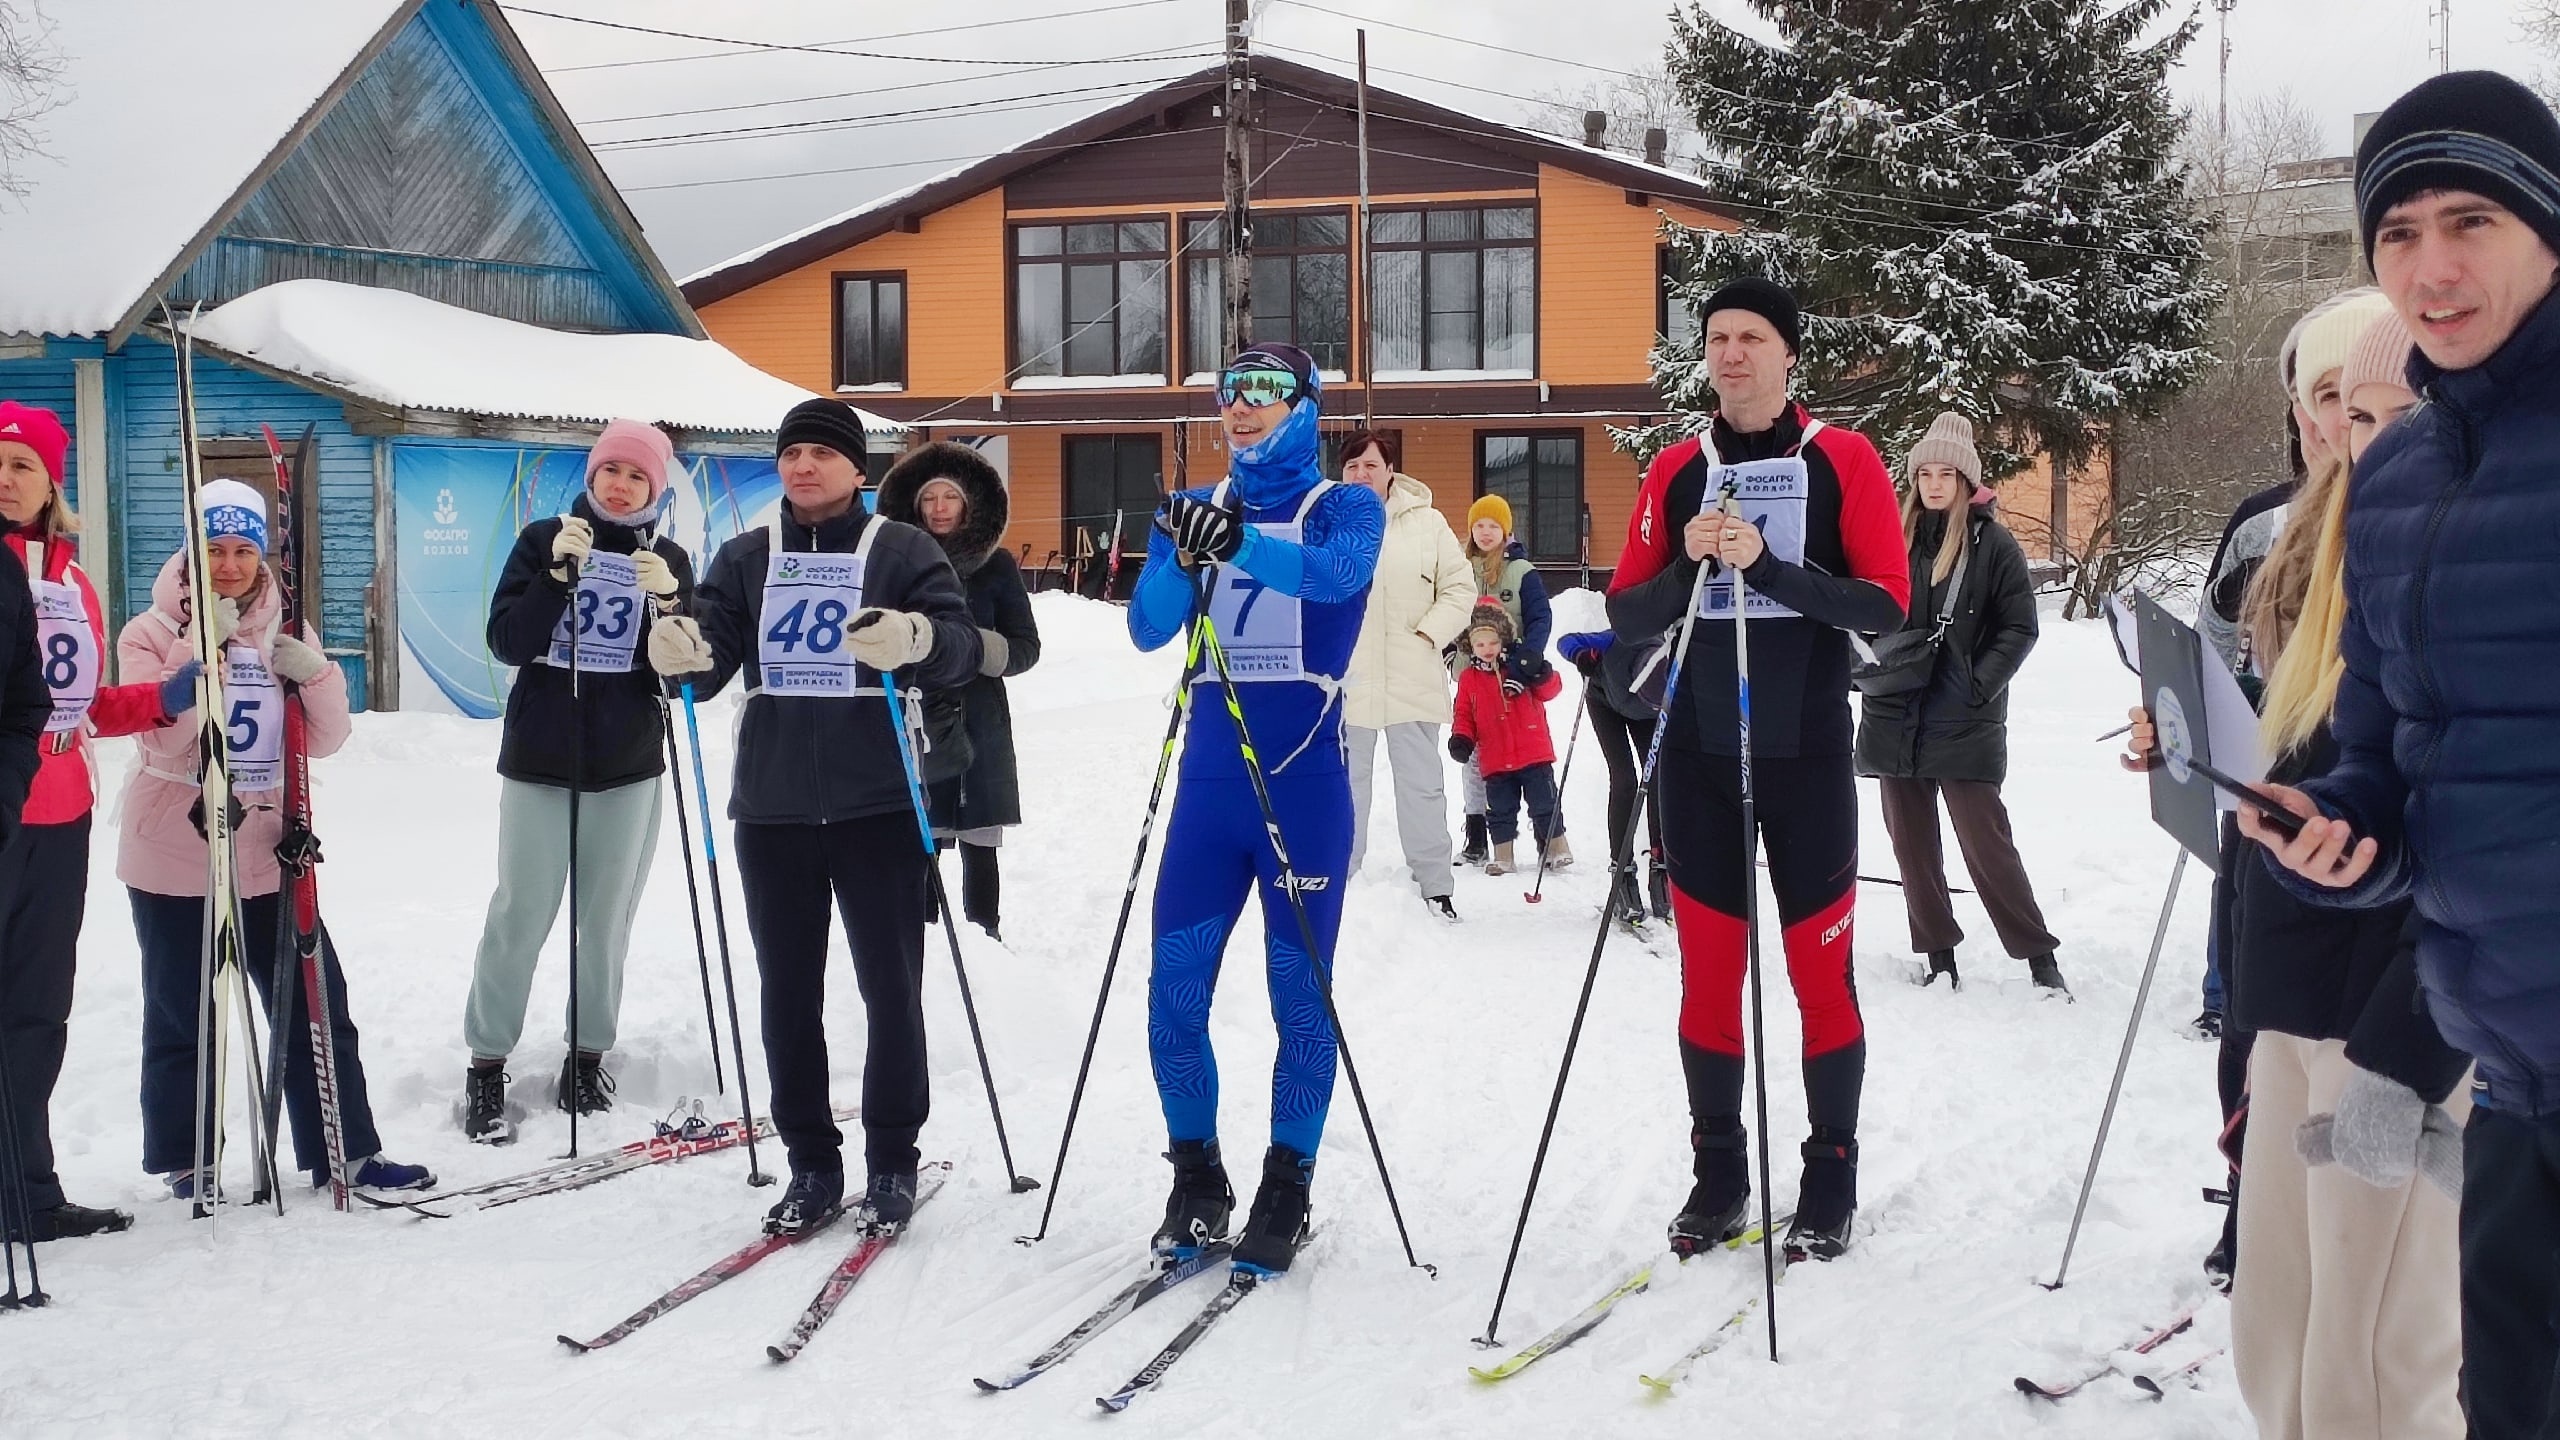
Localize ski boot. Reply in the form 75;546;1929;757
1152;1139;1234;1258
338;1155;436;1195
10;1201;134;1243
1920;949;1960;989
558;1050;616;1116
1542;834;1575;870
2190;1007;2225;1041
866;1168;918;1225
766;1167;845;1235
1648;855;1674;924
2027;952;2070;995
1486;841;1514;876
464;1062;515;1144
1458;815;1490;866
1607;863;1647;931
1783;1129;1858;1262
1668;1124;1752;1256
1231;1144;1314;1276
1425;894;1460;924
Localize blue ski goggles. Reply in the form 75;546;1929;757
1216;366;1302;410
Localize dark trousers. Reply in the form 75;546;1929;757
0;820;90;1213
736;813;930;1177
1483;762;1558;846
960;842;999;933
132;887;384;1177
2460;1104;2560;1438
1875;776;2059;958
1585;694;1663;866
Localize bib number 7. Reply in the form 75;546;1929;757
1227;573;1269;636
766;598;852;655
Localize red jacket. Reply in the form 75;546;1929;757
1453;658;1563;778
11;533;172;826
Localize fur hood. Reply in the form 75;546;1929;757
878;441;1008;576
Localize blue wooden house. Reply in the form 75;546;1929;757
0;0;880;713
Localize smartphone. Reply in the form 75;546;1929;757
2178;752;2309;843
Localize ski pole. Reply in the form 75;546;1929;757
677;683;774;1188
1194;583;1435;1277
660;698;726;1094
1476;539;1716;1347
0;1019;48;1308
860;618;1037;1194
2042;848;2187;1291
1018;617;1208;1245
1725;490;1781;1364
1525;677;1588;904
566;570;584;1161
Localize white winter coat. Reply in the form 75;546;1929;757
1345;473;1476;729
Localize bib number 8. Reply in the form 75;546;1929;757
766;598;851;655
43;632;78;689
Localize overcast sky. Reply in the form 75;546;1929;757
502;0;2550;278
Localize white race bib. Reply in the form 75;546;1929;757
1697;454;1811;622
548;551;642;674
1198;480;1334;683
757;548;868;698
222;646;283;790
33;575;95;734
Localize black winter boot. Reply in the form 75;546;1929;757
464;1061;514;1144
1784;1129;1858;1262
1231;1145;1314;1275
1921;949;1960;989
1152;1139;1235;1257
2028;952;2070;995
1648;853;1674;923
866;1168;918;1225
765;1167;845;1235
1608;862;1647;929
1458;815;1490;866
557;1051;615;1116
1668;1123;1752;1256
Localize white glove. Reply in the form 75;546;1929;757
191;596;240;649
977;628;1010;678
631;549;679;599
646;615;714;676
550;515;594;581
845;609;934;671
2297;1066;2466;1200
268;633;330;685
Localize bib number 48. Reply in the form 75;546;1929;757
766;598;850;655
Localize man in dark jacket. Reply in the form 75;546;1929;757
1607;277;1909;1262
648;398;981;1232
2245;71;2560;1439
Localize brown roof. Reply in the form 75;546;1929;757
681;52;1733;307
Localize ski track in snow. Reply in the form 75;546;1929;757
8;590;2248;1438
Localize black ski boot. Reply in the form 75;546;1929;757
1668;1124;1752;1256
1648;854;1674;923
1458;815;1490;866
1920;949;1960;989
1608;862;1647;930
1231;1144;1314;1276
464;1062;514;1144
866;1168;918;1225
10;1201;134;1242
1424;894;1460;924
558;1051;615;1116
2028;952;2070;995
765;1167;845;1235
1151;1139;1235;1258
1784;1129;1858;1262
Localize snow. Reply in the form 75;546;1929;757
0;1;410;339
185;280;893;438
1010;373;1172;391
1372;368;1538;384
8;592;2250;1437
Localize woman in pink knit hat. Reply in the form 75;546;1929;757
458;418;694;1143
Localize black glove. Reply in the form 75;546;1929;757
1568;646;1603;676
1500;671;1526;699
1447;733;1475;764
1155;494;1244;569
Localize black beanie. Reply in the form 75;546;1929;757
1699;276;1802;354
2356;70;2560;264
776;397;871;466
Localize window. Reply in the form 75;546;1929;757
1658;246;1701;350
835;273;906;388
1182;212;1352;378
1477;431;1584;564
1012;221;1168;381
1370;205;1537;376
1063;434;1163;556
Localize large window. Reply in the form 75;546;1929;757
1012;221;1168;381
1658;246;1701;350
834;273;906;388
1370;206;1537;376
1182;212;1351;378
1063;434;1163;557
1477;431;1584;563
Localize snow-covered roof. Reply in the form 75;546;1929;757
0;0;411;338
184;280;891;437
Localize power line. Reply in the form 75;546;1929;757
504;4;1180;68
621;124;1221;195
544;0;1190;73
591;79;1191;154
579;46;1212;126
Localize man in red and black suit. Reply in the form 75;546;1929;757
1608;277;1910;1262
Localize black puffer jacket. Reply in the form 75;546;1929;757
687;504;981;826
486;495;696;791
0;530;47;849
1854;503;2037;785
878;442;1042;832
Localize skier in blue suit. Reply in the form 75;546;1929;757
1128;343;1385;1276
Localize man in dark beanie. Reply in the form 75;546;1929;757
1607;277;1908;1263
2246;69;2560;1440
645;397;981;1235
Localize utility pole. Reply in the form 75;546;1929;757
2212;0;2236;143
1221;0;1254;362
1356;28;1373;429
2430;0;2452;73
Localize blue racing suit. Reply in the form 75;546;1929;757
1129;393;1385;1158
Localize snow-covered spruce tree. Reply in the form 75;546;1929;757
1635;0;2222;484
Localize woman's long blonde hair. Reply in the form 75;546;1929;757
1900;478;1969;585
2247;455;2352;757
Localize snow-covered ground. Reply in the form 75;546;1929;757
6;591;2245;1438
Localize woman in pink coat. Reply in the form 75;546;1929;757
117;480;431;1198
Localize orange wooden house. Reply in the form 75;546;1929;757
682;56;1741;584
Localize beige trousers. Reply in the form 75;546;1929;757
2232;1031;2468;1440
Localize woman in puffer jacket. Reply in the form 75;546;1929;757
1339;430;1472;920
118;479;432;1200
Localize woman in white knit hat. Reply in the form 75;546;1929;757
1854;412;2060;992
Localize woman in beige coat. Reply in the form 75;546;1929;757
1340;431;1473;920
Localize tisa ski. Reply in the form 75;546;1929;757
767;1162;951;1364
2012;1304;2203;1401
1636;1244;1798;1392
560;1209;852;1353
1470;1213;1788;1384
1096;1268;1266;1414
974;1242;1235;1392
2131;1347;2219;1399
375;1105;844;1219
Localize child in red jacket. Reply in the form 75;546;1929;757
1448;601;1562;875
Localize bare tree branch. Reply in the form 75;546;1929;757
0;0;64;203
